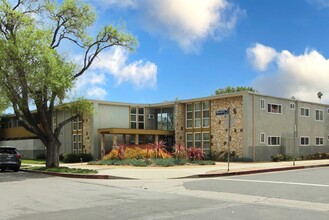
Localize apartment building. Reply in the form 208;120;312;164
1;92;329;161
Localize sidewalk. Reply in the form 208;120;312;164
55;159;329;180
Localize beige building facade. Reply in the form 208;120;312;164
1;92;329;161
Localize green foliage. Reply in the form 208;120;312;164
0;0;137;168
29;166;97;174
191;160;216;165
21;159;46;165
89;158;216;167
62;153;93;163
303;152;329;160
271;153;293;162
215;86;258;95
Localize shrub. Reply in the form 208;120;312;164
271;153;284;162
153;158;177;167
63;153;93;163
187;147;204;161
173;143;187;159
191;160;216;165
103;142;172;160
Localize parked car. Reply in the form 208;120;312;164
0;146;22;172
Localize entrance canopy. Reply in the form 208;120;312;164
98;128;174;136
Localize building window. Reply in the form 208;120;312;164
194;132;201;147
260;99;265;110
202;132;210;151
130;107;145;129
260;132;265;144
267;136;280;146
316;137;324;146
194;102;201;128
202;101;210;128
290;103;295;110
300;136;310;146
186;104;193;128
186;101;210;129
156;108;174;131
130;107;137;129
300;107;310;117
315;110;324;121
138;108;145;129
186;133;193;147
327;108;329;114
267;103;282;114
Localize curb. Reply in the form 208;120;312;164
20;169;135;180
183;163;329;179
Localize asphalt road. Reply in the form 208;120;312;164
0;167;328;220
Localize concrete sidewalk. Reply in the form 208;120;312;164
56;159;329;180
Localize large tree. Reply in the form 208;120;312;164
0;0;137;167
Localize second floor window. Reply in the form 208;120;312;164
267;103;282;114
315;110;324;121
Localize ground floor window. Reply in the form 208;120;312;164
267;136;280;146
260;132;265;144
300;136;310;146
316;137;324;146
185;132;210;151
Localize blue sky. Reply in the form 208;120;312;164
72;0;329;104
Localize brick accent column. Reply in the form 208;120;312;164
174;102;185;146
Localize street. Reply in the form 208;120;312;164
0;167;329;220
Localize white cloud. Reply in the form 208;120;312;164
96;0;244;53
247;43;278;71
73;71;107;99
72;47;157;99
91;47;157;89
248;43;329;102
306;0;329;8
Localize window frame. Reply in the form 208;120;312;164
300;136;310;146
202;101;210;128
202;132;210;151
289;103;295;110
267;103;282;114
267;136;281;146
260;132;266;144
315;109;324;121
300;107;310;117
186;104;193;129
315;137;324;146
186;132;193;147
194;102;201;128
260;99;265;110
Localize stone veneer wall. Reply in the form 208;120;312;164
82;115;91;154
210;96;243;156
174;102;185;146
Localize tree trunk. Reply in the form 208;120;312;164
46;139;61;168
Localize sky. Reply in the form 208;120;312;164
71;0;329;104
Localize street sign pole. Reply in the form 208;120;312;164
227;108;231;172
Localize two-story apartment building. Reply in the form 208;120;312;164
1;91;329;161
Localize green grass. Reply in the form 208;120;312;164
22;159;46;165
27;166;98;174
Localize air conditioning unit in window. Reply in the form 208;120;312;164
147;114;154;119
